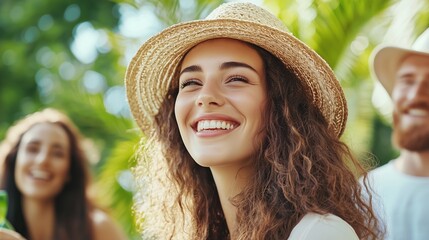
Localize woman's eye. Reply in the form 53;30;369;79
52;151;66;158
180;79;201;89
226;75;249;83
26;145;39;153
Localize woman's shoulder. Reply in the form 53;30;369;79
90;208;128;240
288;212;359;240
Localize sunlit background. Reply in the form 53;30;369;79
1;0;428;238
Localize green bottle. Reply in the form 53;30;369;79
0;190;15;230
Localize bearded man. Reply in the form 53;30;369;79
368;28;429;240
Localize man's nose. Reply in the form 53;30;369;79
408;78;429;100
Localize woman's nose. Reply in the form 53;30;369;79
34;151;49;165
196;82;225;107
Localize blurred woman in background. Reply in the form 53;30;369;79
0;108;126;240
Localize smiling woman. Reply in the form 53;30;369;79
0;108;127;240
15;123;71;201
175;39;266;168
126;2;382;240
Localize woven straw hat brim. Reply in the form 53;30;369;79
126;18;347;137
372;45;429;96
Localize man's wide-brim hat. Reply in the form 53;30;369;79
125;2;347;137
371;28;429;96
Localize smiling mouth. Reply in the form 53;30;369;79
406;109;429;117
30;170;51;180
196;120;237;132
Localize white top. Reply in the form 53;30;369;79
367;160;429;240
289;212;358;240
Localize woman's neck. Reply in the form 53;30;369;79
22;197;55;240
210;163;255;234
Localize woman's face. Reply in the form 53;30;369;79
175;38;267;168
15;123;71;201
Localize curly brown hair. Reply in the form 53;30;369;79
133;41;382;240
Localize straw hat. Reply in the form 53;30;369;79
125;2;347;137
371;28;429;96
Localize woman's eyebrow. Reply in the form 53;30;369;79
51;143;66;149
180;65;202;75
180;61;258;76
220;61;257;73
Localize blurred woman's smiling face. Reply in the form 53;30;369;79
174;38;267;169
15;123;71;201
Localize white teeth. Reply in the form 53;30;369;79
197;120;235;132
31;170;50;180
204;121;210;129
409;109;428;117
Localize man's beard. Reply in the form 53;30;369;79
393;111;429;151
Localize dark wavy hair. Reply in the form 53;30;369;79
134;40;381;239
0;108;94;240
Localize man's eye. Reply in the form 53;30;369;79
398;77;414;86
